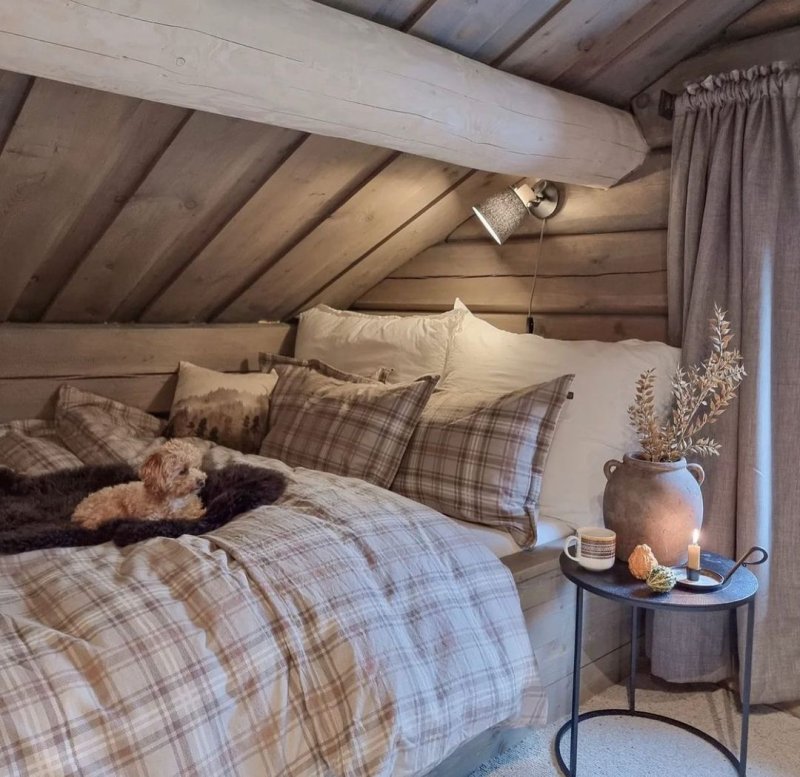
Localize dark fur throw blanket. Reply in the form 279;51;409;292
0;463;287;554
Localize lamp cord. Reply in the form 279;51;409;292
526;216;547;333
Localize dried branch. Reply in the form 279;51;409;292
628;305;745;461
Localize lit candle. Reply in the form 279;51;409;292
688;529;701;570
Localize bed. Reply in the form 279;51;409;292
0;309;679;774
0;442;547;775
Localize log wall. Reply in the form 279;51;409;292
353;150;671;342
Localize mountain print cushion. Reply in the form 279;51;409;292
166;362;279;453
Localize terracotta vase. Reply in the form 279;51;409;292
602;453;704;566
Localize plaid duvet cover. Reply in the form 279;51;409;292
0;445;545;776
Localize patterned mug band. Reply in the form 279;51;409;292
580;536;615;558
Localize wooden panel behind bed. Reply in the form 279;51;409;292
0;322;294;421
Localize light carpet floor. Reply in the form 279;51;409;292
469;683;800;777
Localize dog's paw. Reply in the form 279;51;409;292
71;513;100;531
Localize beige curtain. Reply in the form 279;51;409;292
653;63;800;704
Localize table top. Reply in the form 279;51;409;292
559;551;758;612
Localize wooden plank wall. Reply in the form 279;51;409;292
0;323;293;422
351;1;797;343
353;150;671;342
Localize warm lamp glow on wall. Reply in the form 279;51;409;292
472;180;560;245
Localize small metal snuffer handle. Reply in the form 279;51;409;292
722;546;769;584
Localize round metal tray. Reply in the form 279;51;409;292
673;566;726;591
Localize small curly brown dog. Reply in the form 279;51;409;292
72;440;207;530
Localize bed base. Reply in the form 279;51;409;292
425;544;630;776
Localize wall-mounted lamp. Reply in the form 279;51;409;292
472;180;561;333
472;180;560;244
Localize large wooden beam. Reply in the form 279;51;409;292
0;0;647;188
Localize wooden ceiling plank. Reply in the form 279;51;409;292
0;69;31;154
10;95;190;322
136;0;432;326
0;0;647;186
217;154;470;322
578;0;764;107
44;116;303;323
312;0;431;29
723;0;800;40
449;149;670;240
498;0;654;84
243;1;566;320
0;78;187;322
141;135;394;323
13;117;194;322
550;0;691;101
114;124;304;323
634;24;800;148
391;230;667;279
410;0;560;59
354;272;667;314
300;170;518;312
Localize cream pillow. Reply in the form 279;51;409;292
167;362;278;453
295;305;463;383
440;311;680;529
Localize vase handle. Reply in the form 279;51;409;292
603;459;622;481
687;463;705;485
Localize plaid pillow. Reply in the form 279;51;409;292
391;375;574;549
55;385;165;467
0;424;82;475
259;352;392;382
260;361;437;488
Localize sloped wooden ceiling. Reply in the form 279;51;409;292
0;0;766;324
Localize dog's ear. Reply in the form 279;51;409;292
139;450;168;495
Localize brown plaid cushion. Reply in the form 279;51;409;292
0;423;82;474
55;385;165;467
392;375;574;548
259;352;392;382
260;361;437;488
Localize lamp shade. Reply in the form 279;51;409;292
472;188;529;244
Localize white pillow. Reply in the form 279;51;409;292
440;312;680;529
295;305;463;383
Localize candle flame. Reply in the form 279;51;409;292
692;529;700;544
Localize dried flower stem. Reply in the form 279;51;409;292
628;305;746;462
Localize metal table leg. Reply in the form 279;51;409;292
568;586;584;776
739;600;755;776
628;606;639;712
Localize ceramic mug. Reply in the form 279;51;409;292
564;527;616;571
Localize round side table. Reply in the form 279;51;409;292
555;551;759;777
